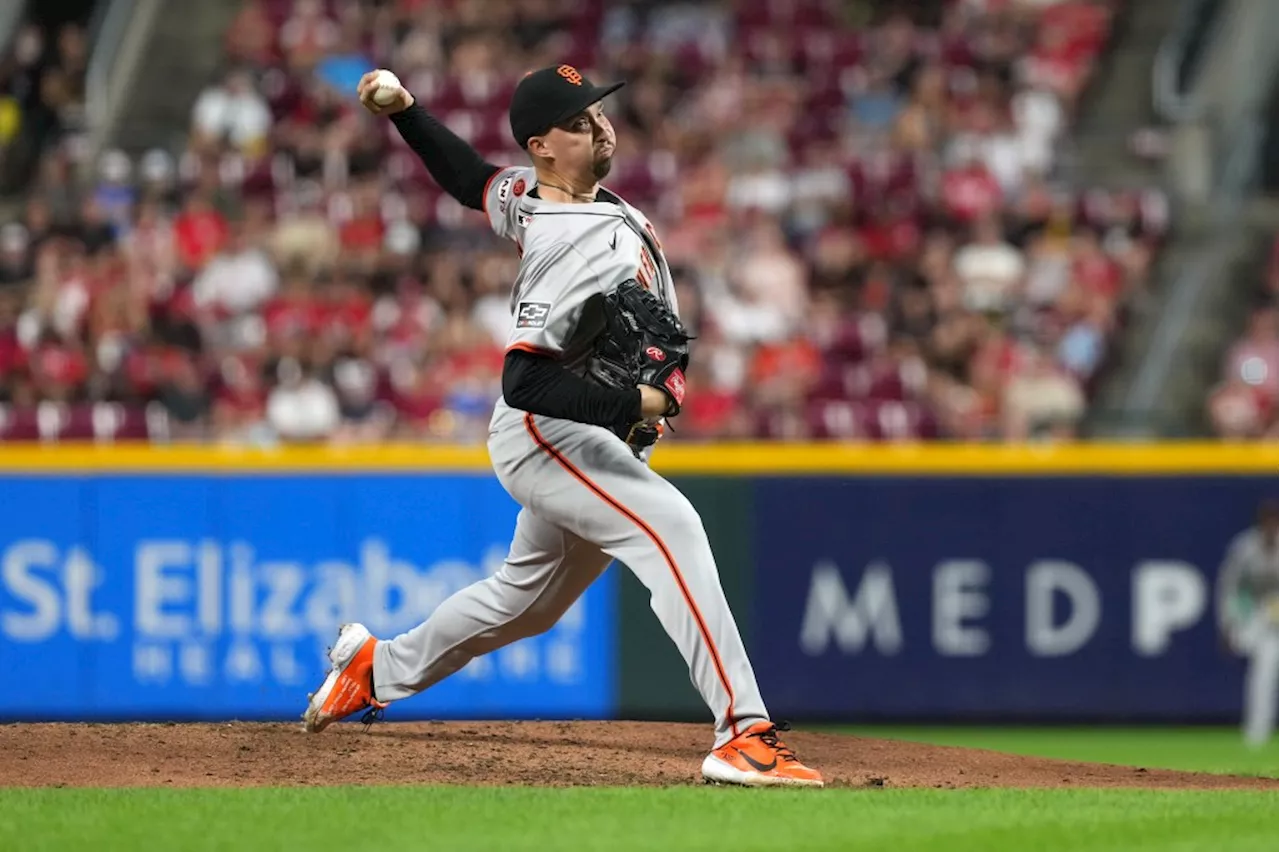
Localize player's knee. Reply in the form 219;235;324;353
654;492;708;546
498;586;566;639
512;605;562;639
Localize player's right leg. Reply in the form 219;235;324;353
302;507;610;732
503;412;822;787
1242;624;1279;746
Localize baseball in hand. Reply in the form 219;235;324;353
370;70;402;106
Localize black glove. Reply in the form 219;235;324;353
586;279;692;447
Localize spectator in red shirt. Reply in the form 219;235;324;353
0;291;25;386
681;359;746;440
942;148;1004;225
316;269;373;350
1070;230;1123;302
262;268;322;345
1225;307;1280;404
212;354;268;443
1209;381;1277;442
224;0;278;68
173;193;229;274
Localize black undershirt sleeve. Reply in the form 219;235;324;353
389;103;502;211
502;350;642;428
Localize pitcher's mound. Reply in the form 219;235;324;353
0;721;1271;790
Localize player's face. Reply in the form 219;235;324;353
545;102;615;181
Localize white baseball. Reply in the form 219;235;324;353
371;70;402;106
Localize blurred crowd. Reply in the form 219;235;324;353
1209;240;1279;441
0;18;90;196
0;0;1174;444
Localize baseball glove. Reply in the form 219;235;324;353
586;278;692;450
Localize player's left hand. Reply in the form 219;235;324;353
587;279;692;419
638;385;673;419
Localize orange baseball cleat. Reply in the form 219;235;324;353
701;721;824;788
302;623;387;733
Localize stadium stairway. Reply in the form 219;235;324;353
1066;0;1181;437
103;1;239;156
1082;0;1277;438
1088;216;1271;437
1069;0;1167;190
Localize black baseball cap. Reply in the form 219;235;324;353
509;64;625;150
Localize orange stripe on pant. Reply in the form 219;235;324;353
523;413;739;736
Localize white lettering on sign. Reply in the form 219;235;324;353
799;560;903;656
793;556;1217;659
2;540;117;641
933;560;991;657
0;537;576;689
2;541;61;640
1026;560;1100;657
136;541;195;638
1132;560;1206;656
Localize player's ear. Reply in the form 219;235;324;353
526;134;552;160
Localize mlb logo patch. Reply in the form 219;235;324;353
515;301;551;329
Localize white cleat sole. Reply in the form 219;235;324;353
301;623;374;734
700;753;825;788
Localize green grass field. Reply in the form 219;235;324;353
2;728;1275;852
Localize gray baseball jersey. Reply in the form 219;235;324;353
487;167;678;370
1216;528;1279;634
1215;527;1279;745
371;167;769;746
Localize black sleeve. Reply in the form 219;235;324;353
502;350;642;428
389;103;502;211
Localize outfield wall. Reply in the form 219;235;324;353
0;443;1273;723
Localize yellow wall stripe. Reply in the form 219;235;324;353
0;442;1272;475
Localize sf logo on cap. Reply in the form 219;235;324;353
557;65;583;85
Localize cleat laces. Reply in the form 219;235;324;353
747;722;799;764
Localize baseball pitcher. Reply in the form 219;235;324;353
1216;501;1279;746
302;64;823;787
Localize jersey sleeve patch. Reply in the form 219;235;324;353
496;176;514;212
485;166;535;242
515;301;552;329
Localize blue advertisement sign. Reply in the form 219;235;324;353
751;476;1272;722
0;475;615;721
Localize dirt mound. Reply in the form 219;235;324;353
0;721;1271;790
